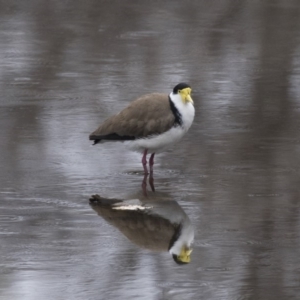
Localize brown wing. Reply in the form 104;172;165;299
89;93;175;140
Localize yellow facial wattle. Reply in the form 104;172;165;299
179;87;193;104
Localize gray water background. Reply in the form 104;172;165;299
1;1;300;299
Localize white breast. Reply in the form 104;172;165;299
170;92;195;132
125;93;195;153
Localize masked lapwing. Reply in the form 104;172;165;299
89;194;194;264
89;83;195;174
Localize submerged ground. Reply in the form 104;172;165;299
1;1;300;299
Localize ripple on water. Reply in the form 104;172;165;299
122;168;182;176
247;193;282;197
0;215;24;222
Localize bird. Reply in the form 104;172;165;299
89;194;194;264
89;83;195;174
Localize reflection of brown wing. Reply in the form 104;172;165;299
90;195;178;252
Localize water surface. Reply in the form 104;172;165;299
1;1;300;299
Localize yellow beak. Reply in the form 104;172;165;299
185;94;193;104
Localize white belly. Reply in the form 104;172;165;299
125;126;187;153
126;99;195;154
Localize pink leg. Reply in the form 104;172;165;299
142;149;148;174
149;153;155;173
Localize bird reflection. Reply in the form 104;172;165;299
89;194;194;264
141;172;155;196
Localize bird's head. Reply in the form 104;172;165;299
173;83;193;105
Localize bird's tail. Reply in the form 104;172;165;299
89;194;122;206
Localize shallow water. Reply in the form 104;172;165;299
1;1;300;299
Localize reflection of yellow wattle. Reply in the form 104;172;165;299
186;249;193;256
179;247;193;263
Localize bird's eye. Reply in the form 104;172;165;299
178;90;181;93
